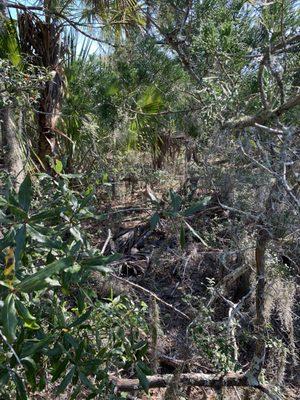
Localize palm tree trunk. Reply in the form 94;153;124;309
17;4;64;171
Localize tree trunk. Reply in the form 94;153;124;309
17;7;64;171
0;0;25;191
0;107;25;190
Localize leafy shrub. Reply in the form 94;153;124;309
0;174;149;399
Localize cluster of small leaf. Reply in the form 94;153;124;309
0;59;48;108
0;174;149;399
189;305;237;373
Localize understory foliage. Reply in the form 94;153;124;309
0;174;148;399
0;0;300;399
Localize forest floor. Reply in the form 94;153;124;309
26;175;299;400
81;182;299;400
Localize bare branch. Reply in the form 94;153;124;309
109;273;191;321
224;93;300;130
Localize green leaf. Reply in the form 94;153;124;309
170;190;182;213
2;293;18;343
137;360;152;375
55;366;76;395
52;358;69;382
183;196;211;217
26;225;62;249
70;226;83;243
68;309;92;328
23;321;40;329
21;336;55;357
0;228;15;252
15;224;27;266
79;372;95;390
16;257;73;293
26;225;50;243
81;253;121;269
29;208;61;223
136;364;149;392
7;203;28;220
180;224;185;250
13;372;28;400
54;159;63;174
21;356;37;371
21;357;37;388
74;340;85;363
86;265;110;274
18;175;32;213
15;299;36;322
150;212;160;230
0;209;10;223
0;368;10;386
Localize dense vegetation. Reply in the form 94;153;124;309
0;1;299;399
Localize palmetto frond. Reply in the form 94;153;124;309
0;17;21;66
83;0;143;31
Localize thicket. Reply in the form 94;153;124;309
0;1;299;399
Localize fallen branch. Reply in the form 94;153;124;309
112;372;280;400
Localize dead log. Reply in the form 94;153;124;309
113;372;251;391
112;372;280;399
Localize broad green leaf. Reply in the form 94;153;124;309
2;293;18;343
29;208;61;223
21;336;55;357
150;212;160;230
13;372;28;400
81;253;121;268
26;225;63;249
136;364;149;392
70;226;83;242
51;358;69;382
55;366;76;395
16;257;73;293
21;357;37;370
15;299;39;329
26;225;50;243
18;175;32;213
15;299;36;322
65;263;81;274
0;209;10;223
15;224;26;266
79;372;95;390
23;321;40;330
54;159;63;174
68;309;92;328
74;340;85;363
0;195;7;206
7;203;27;220
21;357;37;388
137;360;152;375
